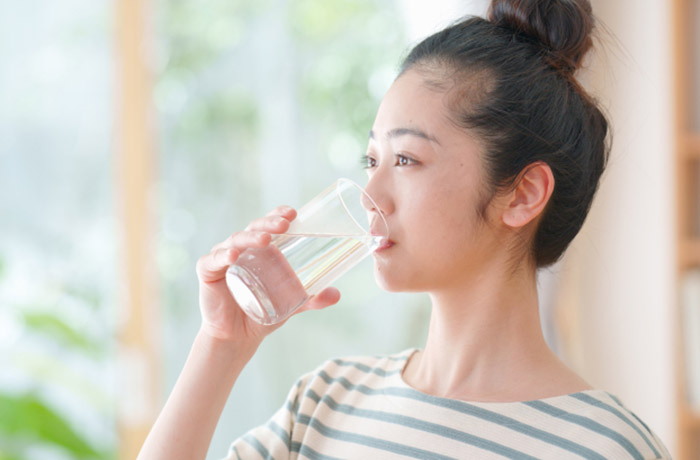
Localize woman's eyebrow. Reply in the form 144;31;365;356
369;127;441;145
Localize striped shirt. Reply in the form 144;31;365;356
223;349;670;459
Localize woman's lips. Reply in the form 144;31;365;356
374;238;395;252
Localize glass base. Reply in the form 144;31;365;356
226;264;280;325
227;263;309;326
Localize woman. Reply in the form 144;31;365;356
139;0;671;458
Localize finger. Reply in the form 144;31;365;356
298;287;341;313
211;208;296;252
211;226;274;252
198;232;271;282
266;205;296;220
252;208;296;231
196;248;236;283
244;215;291;233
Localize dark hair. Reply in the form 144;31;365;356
400;0;609;268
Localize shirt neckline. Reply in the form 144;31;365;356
387;347;612;408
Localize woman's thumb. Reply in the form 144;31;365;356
300;287;341;312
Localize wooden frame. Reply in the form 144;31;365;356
115;0;160;458
673;0;700;458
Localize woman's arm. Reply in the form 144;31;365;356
137;206;340;460
136;330;259;459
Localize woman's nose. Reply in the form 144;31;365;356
362;175;393;217
360;190;377;214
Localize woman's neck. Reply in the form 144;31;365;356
402;260;591;402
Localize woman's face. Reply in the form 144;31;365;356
365;69;504;293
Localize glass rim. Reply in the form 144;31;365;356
336;177;389;239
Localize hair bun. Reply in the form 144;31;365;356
488;0;594;74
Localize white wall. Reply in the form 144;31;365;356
559;0;676;454
399;0;488;42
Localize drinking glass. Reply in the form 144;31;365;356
226;178;388;325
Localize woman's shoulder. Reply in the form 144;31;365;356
514;390;672;459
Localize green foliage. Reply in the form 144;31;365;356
291;0;405;156
2;285;114;458
20;311;104;356
156;0;262;181
0;451;22;460
159;0;262;70
175;89;257;142
61;284;104;312
289;0;370;40
0;392;103;459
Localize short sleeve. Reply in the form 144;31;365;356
219;373;310;460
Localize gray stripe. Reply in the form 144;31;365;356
243;433;274;460
570;393;661;458
290;379;304;416
525;400;645;460
297;413;457;460
267;420;291;450
307;389;539;460
331;358;403;377
609;394;656;437
315;370;606;459
297;444;345;460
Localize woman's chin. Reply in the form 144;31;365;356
372;267;411;292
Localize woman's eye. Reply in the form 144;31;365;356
396;154;415;166
396;153;418;166
361;155;377;169
362;154;416;169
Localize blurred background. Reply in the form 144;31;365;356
1;0;693;458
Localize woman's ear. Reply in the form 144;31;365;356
501;162;555;228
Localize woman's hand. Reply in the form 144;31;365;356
139;205;340;460
195;205;341;345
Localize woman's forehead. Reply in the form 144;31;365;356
372;71;450;135
372;70;484;152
